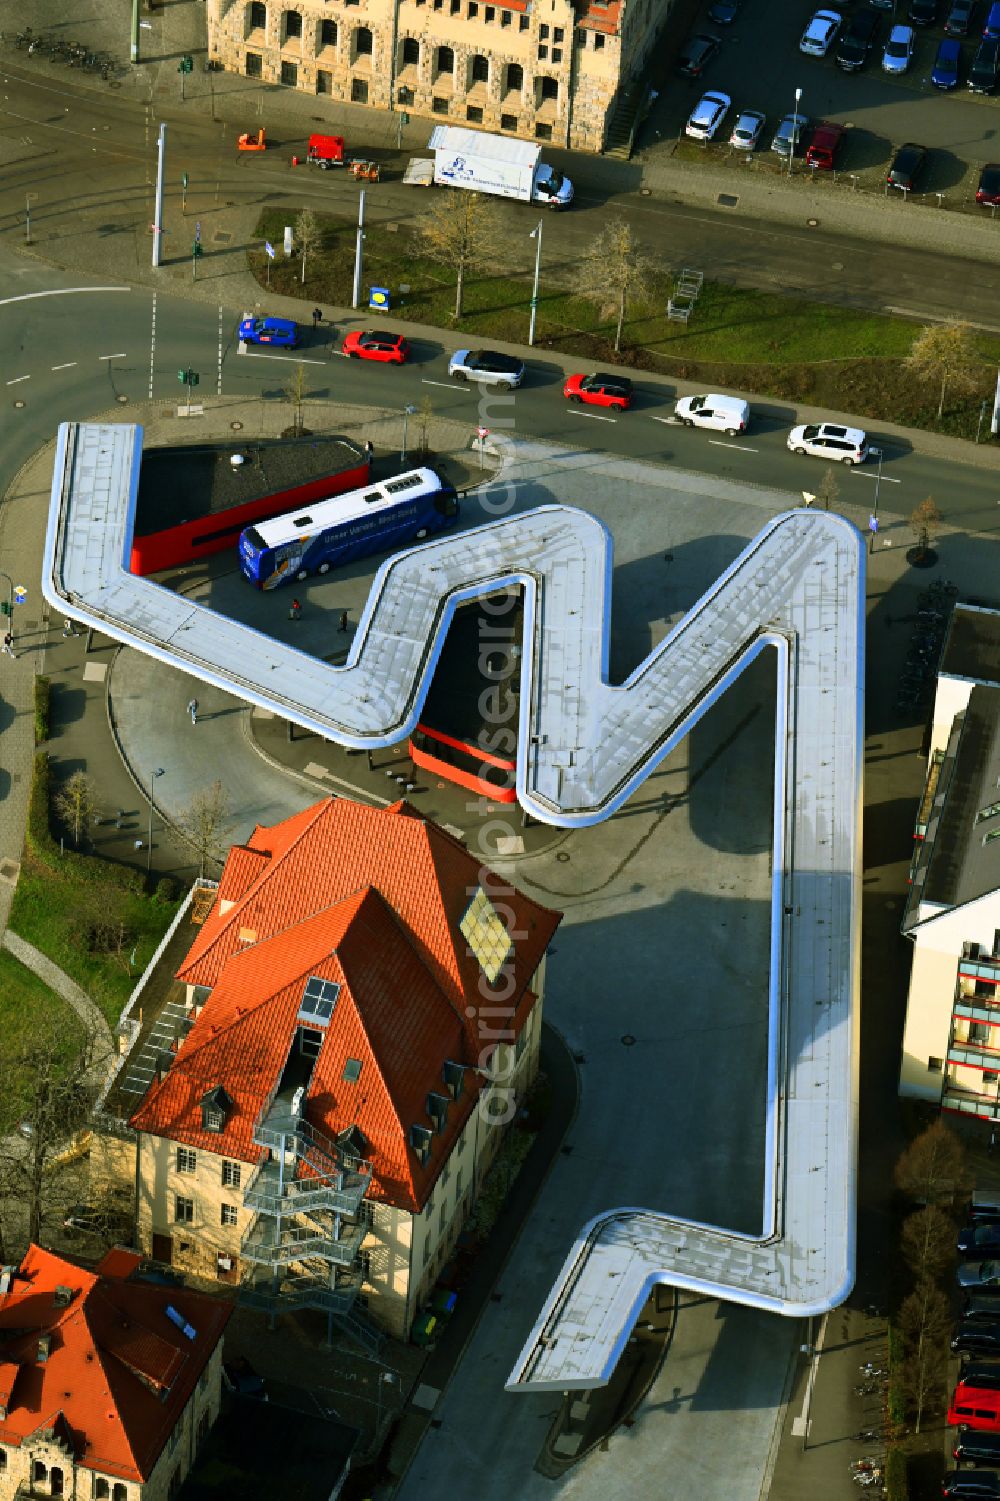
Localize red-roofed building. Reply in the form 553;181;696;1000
0;1243;230;1501
98;798;560;1341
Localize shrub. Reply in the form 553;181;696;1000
155;876;178;904
883;1447;907;1501
34;677;50;744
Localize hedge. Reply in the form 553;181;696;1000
27;750;145;894
33;677;50;745
884;1447;907;1501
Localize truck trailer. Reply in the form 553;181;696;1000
406;126;573;208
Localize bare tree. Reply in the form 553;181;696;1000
417;394;434;457
294;209;322;286
579;218;659;354
898;1279;951;1433
53;769;100;848
179;779;232;878
416;192;504;320
816;465;840;513
283;363;311;438
905;321;982;420
894;1117;967;1207
909;497;943;558
900;1205;956;1282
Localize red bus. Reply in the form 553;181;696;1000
130;435;369;575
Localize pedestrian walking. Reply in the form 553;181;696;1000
62;618;80;638
289;598;302;621
338;610;348;633
312;307;323;329
187;697;198;726
363;439;374;463
2;632;15;660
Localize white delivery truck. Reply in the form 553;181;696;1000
404;126;573;209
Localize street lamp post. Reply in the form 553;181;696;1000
528;219;544;347
147;767;164;873
786;88;804;177
869;446;883;553
401;404;417;464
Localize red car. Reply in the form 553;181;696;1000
342;331;410;364
977;164;1000;206
563;372;634;411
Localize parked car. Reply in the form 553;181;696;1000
961;1224;1000;1255
887;142;927;191
883;23;916;70
961;1262;1000;1291
677;33;721;77
805;121;847;169
949;1380;1000;1428
787;422;868;464
222;1356;268;1399
730;109;767;150
953;1321;1000;1355
954;1428;1000;1466
942;1472;1000;1498
985;0;1000;36
959;1364;1000;1391
771;112;811;156
836;6;882;68
965;1293;1000;1318
685;90;731;140
933;36;964;86
674;393;750;434
563;373;634;411
969;35;1000;88
946;0;979;34
708;0;740;21
341;331;410;364
238;316;299;348
801;9;843;55
448;350;524;389
976;163;1000;204
971;1194;1000;1222
909;0;939;22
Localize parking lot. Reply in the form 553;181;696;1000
648;0;1000;211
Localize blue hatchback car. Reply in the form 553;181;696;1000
933;35;963;84
986;0;1000;36
238;316;299;348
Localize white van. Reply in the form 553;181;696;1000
674;393;750;435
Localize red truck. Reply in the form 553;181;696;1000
306;133;345;168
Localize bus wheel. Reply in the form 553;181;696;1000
416;528;428;539
318;562;331;574
296;568;309;581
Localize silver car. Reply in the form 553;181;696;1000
729;109;766;150
448;349;525;390
882;23;914;72
770;112;810;157
685;90;731;141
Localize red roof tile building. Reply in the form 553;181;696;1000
0;1244;230;1501
105;798;560;1341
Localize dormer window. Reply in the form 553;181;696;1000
299;976;340;1025
200;1085;233;1133
443;1059;465;1100
409;1124;433;1164
426;1092;449;1133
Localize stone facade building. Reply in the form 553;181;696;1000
206;0;675;152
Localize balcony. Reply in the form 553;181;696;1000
943;1083;1000;1122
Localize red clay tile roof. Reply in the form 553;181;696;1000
94;1249;142;1281
575;0;622;34
0;1245;231;1483
133;799;561;1211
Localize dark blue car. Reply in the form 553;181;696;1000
933;36;963;84
960;1222;1000;1255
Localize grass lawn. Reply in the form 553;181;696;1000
255;207;1000;440
10;853;180;1030
0;948;84;1047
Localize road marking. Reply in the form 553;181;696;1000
0;287;130;308
98;352;127;361
568;409;617;422
422;378;459;389
239;349;326;365
708;439;758;453
6;375;30;385
851;470;901;484
649;415;680;425
51;362;78;371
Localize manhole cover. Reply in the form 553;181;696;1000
717;192;739;208
556;851;570;862
230;421;243;431
213;230;232;245
621;1034;636;1046
807;217;819;226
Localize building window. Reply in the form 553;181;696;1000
460;888;513;984
451;0;461;12
519;14;529;29
176;1147;197;1175
500;113;517;130
221;1203;238;1227
284;9;302;39
175;1195;194;1223
515;1024;527;1061
432;96;449;113
552;47;562;62
501;9;511;24
485;5;494;17
94;1482;110;1500
280;59;298;84
471;53;489;82
245;51;263;77
969;1022;991;1045
199;1366;209;1392
468;0;478;12
320;18;336;45
355;25;373;56
343;1058;363;1083
33;1463;47;1483
113;1487;127;1501
398;84;414;104
434;0;443;8
594;32;605;49
927;1056;943;1072
553;25;564;41
222;1160;242;1188
539;75;558;102
535;122;553;140
402;36;420;65
358;1199;375;1228
351;76;369;101
360;1249;372;1280
537;44;548;59
51;1468;64;1497
540;22;549;37
249;1;266;27
436;45;454;73
505;62;523;92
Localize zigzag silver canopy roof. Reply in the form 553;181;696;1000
44;421;862;1388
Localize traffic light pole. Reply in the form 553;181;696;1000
152;123;166;269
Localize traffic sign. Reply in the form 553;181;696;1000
477;426;490;439
13;586;27;605
182;172;189;190
869;515;879;533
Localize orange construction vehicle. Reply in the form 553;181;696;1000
237;127;267;152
